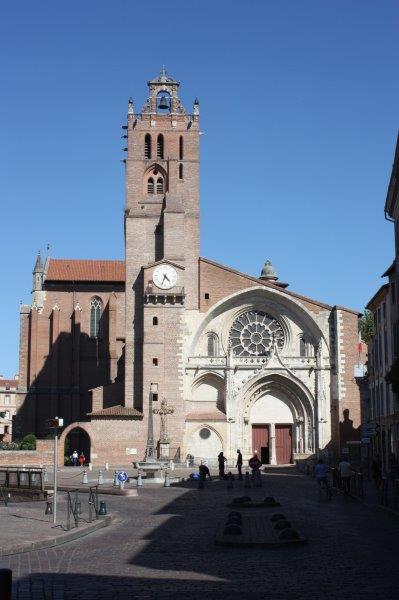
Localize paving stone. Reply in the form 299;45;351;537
2;467;399;599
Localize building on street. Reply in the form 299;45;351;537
0;375;19;442
15;70;362;466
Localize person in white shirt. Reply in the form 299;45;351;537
338;458;352;495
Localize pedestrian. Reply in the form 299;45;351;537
199;462;212;481
218;452;227;478
248;452;262;479
236;449;243;480
71;450;78;466
338;456;352;496
79;452;86;467
371;456;382;490
314;458;331;499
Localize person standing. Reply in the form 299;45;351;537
248;452;262;479
236;449;243;480
218;452;227;478
72;450;78;467
314;458;331;499
79;452;86;467
338;456;352;496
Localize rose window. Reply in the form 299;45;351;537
229;311;285;357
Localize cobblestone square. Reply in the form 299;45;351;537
1;467;399;599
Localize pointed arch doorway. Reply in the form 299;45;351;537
250;393;294;465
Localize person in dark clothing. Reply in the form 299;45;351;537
199;462;212;481
218;452;227;478
248;452;262;479
236;449;243;479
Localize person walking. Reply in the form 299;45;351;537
218;452;227;478
199;462;212;481
79;452;86;467
71;450;78;467
314;458;331;499
338;456;352;496
236;449;243;480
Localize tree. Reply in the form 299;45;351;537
359;310;374;343
20;433;37;450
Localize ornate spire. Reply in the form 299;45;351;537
33;251;43;273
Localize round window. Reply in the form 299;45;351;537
199;428;211;440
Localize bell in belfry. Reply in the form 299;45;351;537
158;95;170;110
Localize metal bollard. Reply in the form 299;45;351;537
0;568;12;600
105;462;109;471
137;472;143;487
45;501;53;515
119;479;125;490
227;473;233;489
164;472;171;487
98;470;103;485
114;471;119;487
169;460;175;471
98;501;107;515
82;470;88;484
89;462;93;471
244;471;251;488
43;468;48;483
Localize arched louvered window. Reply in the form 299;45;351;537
179;163;183;180
90;297;102;338
156;177;164;194
147;177;154;194
144;134;152;159
179;136;184;160
207;333;218;357
157;134;164;159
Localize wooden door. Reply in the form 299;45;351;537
252;425;269;463
275;425;292;464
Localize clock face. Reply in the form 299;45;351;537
153;264;178;290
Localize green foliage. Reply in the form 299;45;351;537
359;310;374;343
20;433;37;450
64;455;71;466
0;441;21;451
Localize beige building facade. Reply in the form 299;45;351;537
16;70;362;466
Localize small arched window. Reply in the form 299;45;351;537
147;177;154;194
179;163;183;180
207;333;218;357
90;297;102;338
156;177;164;194
153;316;158;326
144;134;152;159
179;136;184;160
157;134;164;159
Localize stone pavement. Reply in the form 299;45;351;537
0;495;112;557
1;466;399;599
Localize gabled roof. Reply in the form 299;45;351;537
46;259;125;283
200;257;360;315
88;405;142;418
366;284;390;310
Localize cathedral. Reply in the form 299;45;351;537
17;70;362;466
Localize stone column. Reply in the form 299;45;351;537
270;423;276;465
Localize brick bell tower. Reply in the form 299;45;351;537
124;68;200;452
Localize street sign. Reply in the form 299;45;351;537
117;471;128;483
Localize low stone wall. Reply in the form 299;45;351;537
0;440;53;466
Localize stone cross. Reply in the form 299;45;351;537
153;398;174;443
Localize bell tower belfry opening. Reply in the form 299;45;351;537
124;68;200;415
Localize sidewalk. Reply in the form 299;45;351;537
0;495;113;557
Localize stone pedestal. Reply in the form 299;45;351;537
159;441;170;459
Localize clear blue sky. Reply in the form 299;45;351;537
0;1;398;378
